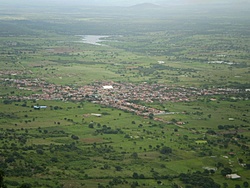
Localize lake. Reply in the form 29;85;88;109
77;35;109;46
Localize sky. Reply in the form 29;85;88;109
2;0;248;6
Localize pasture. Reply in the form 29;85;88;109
0;2;250;188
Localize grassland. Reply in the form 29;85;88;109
0;3;250;188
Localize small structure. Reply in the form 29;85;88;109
91;113;102;117
176;121;185;125
33;106;47;109
203;167;217;171
103;85;113;89
228;118;235;121
226;174;241;179
195;140;208;144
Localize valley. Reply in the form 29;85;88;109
0;1;250;188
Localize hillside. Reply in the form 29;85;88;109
129;3;162;9
0;1;249;188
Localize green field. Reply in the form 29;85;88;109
0;1;250;188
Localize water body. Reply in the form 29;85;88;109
78;35;109;46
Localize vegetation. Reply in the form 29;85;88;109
0;1;249;187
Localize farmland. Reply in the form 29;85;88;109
0;2;250;188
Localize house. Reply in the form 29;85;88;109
226;174;241;179
176;121;185;125
91;113;102;117
103;85;113;89
33;106;47;109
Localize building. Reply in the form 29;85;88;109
33;106;47;109
103;85;113;89
226;174;241;179
91;113;102;117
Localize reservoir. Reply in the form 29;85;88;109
78;35;109;46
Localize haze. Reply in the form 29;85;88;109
2;0;250;6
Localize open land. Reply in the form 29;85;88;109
0;2;250;188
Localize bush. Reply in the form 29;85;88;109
19;183;32;188
160;146;172;154
5;180;19;186
71;135;79;140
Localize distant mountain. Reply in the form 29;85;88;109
157;0;250;6
2;0;250;7
130;3;161;8
128;3;163;10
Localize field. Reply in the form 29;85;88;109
0;2;250;188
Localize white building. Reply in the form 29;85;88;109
226;174;241;179
103;85;113;89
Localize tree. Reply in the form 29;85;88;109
36;149;44;155
160;146;172;155
19;183;32;188
183;135;188;140
131;152;138;159
71;135;79;140
102;164;110;170
139;174;145;179
243;182;249;188
216;162;224;169
206;129;216;135
3;99;12;104
148;113;154;120
246;164;250;169
6;156;15;163
131;181;139;188
238;158;244;163
172;183;179;188
51;157;58;163
124;134;130;138
98;184;105;188
179;172;220;188
0;171;7;188
223;183;228;188
218;125;224;130
132;172;139;179
221;167;232;176
210;169;215;175
88;123;94;128
115;166;122;171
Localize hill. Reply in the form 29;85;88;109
129;3;162;9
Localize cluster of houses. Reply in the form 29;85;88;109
1;71;245;117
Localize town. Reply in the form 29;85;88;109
1;70;245;118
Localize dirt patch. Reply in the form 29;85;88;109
46;47;74;54
62;181;81;188
139;151;160;160
219;129;247;135
81;137;103;144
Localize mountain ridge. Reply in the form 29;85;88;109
128;3;163;9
